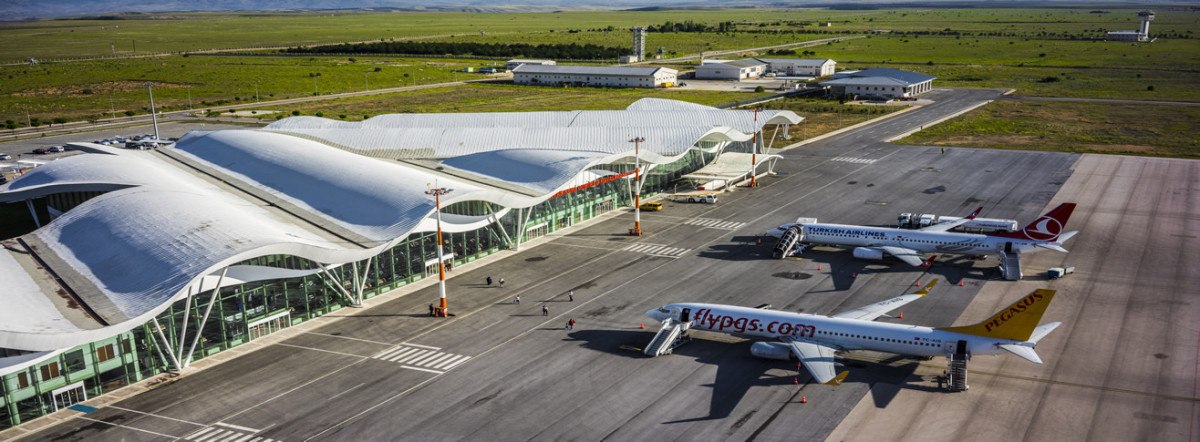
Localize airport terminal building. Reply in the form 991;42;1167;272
0;99;800;429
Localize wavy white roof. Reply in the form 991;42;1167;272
0;98;801;353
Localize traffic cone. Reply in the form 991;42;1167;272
800;395;807;404
898;312;904;319
640;323;645;329
851;272;857;279
959;280;965;287
793;377;799;385
817;264;822;271
914;279;921;286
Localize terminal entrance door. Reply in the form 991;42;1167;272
423;253;454;278
248;312;290;341
51;381;86;412
525;223;548;241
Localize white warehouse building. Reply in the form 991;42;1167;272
694;59;767;80
821;68;935;99
506;59;556;70
512;64;677;88
756;58;837;77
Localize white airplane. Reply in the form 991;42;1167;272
645;280;1060;386
768;203;1078;266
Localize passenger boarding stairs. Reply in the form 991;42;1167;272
644;318;690;357
946;340;970;392
999;250;1023;281
772;226;802;259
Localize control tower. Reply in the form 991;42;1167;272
1138;10;1155;41
631;27;646;61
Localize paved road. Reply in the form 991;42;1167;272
17;88;1118;442
1001;95;1200;106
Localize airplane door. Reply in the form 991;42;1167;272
680;308;691;322
1004;242;1013;253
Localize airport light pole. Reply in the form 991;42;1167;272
629;136;645;236
145;82;160;140
749;107;761;188
426;185;453;316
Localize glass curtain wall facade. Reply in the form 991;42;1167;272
0;146;721;430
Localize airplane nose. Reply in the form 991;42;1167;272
645;308;665;321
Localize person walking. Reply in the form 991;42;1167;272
568;290;574;302
499;278;506;287
514;295;521;304
568;318;576;330
542;305;549;316
486;276;493;286
428;303;435;317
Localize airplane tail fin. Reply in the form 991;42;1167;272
992;203;1077;242
936;289;1056;341
964;207;982;220
920;255;937;269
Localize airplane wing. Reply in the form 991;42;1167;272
919;207;982;232
832;279;938;321
878;245;926;266
781;337;848;385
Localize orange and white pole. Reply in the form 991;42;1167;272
426;186;452;316
629;136;645;236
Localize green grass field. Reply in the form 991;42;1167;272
899;100;1200;158
2;7;1199;129
236;82;771;117
0;55;498;124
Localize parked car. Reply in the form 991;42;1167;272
638;201;664;212
32;148;47;154
47;145;65;153
0;153;11;160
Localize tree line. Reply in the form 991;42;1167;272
284;41;626;60
645;20;736;33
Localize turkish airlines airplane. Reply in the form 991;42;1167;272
645;280;1060;385
770;203;1078;266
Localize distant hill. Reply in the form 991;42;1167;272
0;0;1147;21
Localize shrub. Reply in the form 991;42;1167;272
291;110;300;116
754;86;765;92
1038;76;1061;83
1147;85;1155;91
124;110;136;116
314;112;324;117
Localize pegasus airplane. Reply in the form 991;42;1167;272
644;281;1060;389
769;203;1078;279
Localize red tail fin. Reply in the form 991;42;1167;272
993;203;1076;241
964;207;982;220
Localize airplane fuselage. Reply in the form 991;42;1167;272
800;223;1047;256
652;302;1019;357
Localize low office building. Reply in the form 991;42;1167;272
756;58;836;77
512;64;677;88
821;67;935;99
505;59;556;70
694;59;767;80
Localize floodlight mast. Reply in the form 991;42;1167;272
750;107;761;188
426;185;452;316
629;136;645;236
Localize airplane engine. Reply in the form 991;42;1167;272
750;342;794;361
853;247;885;260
